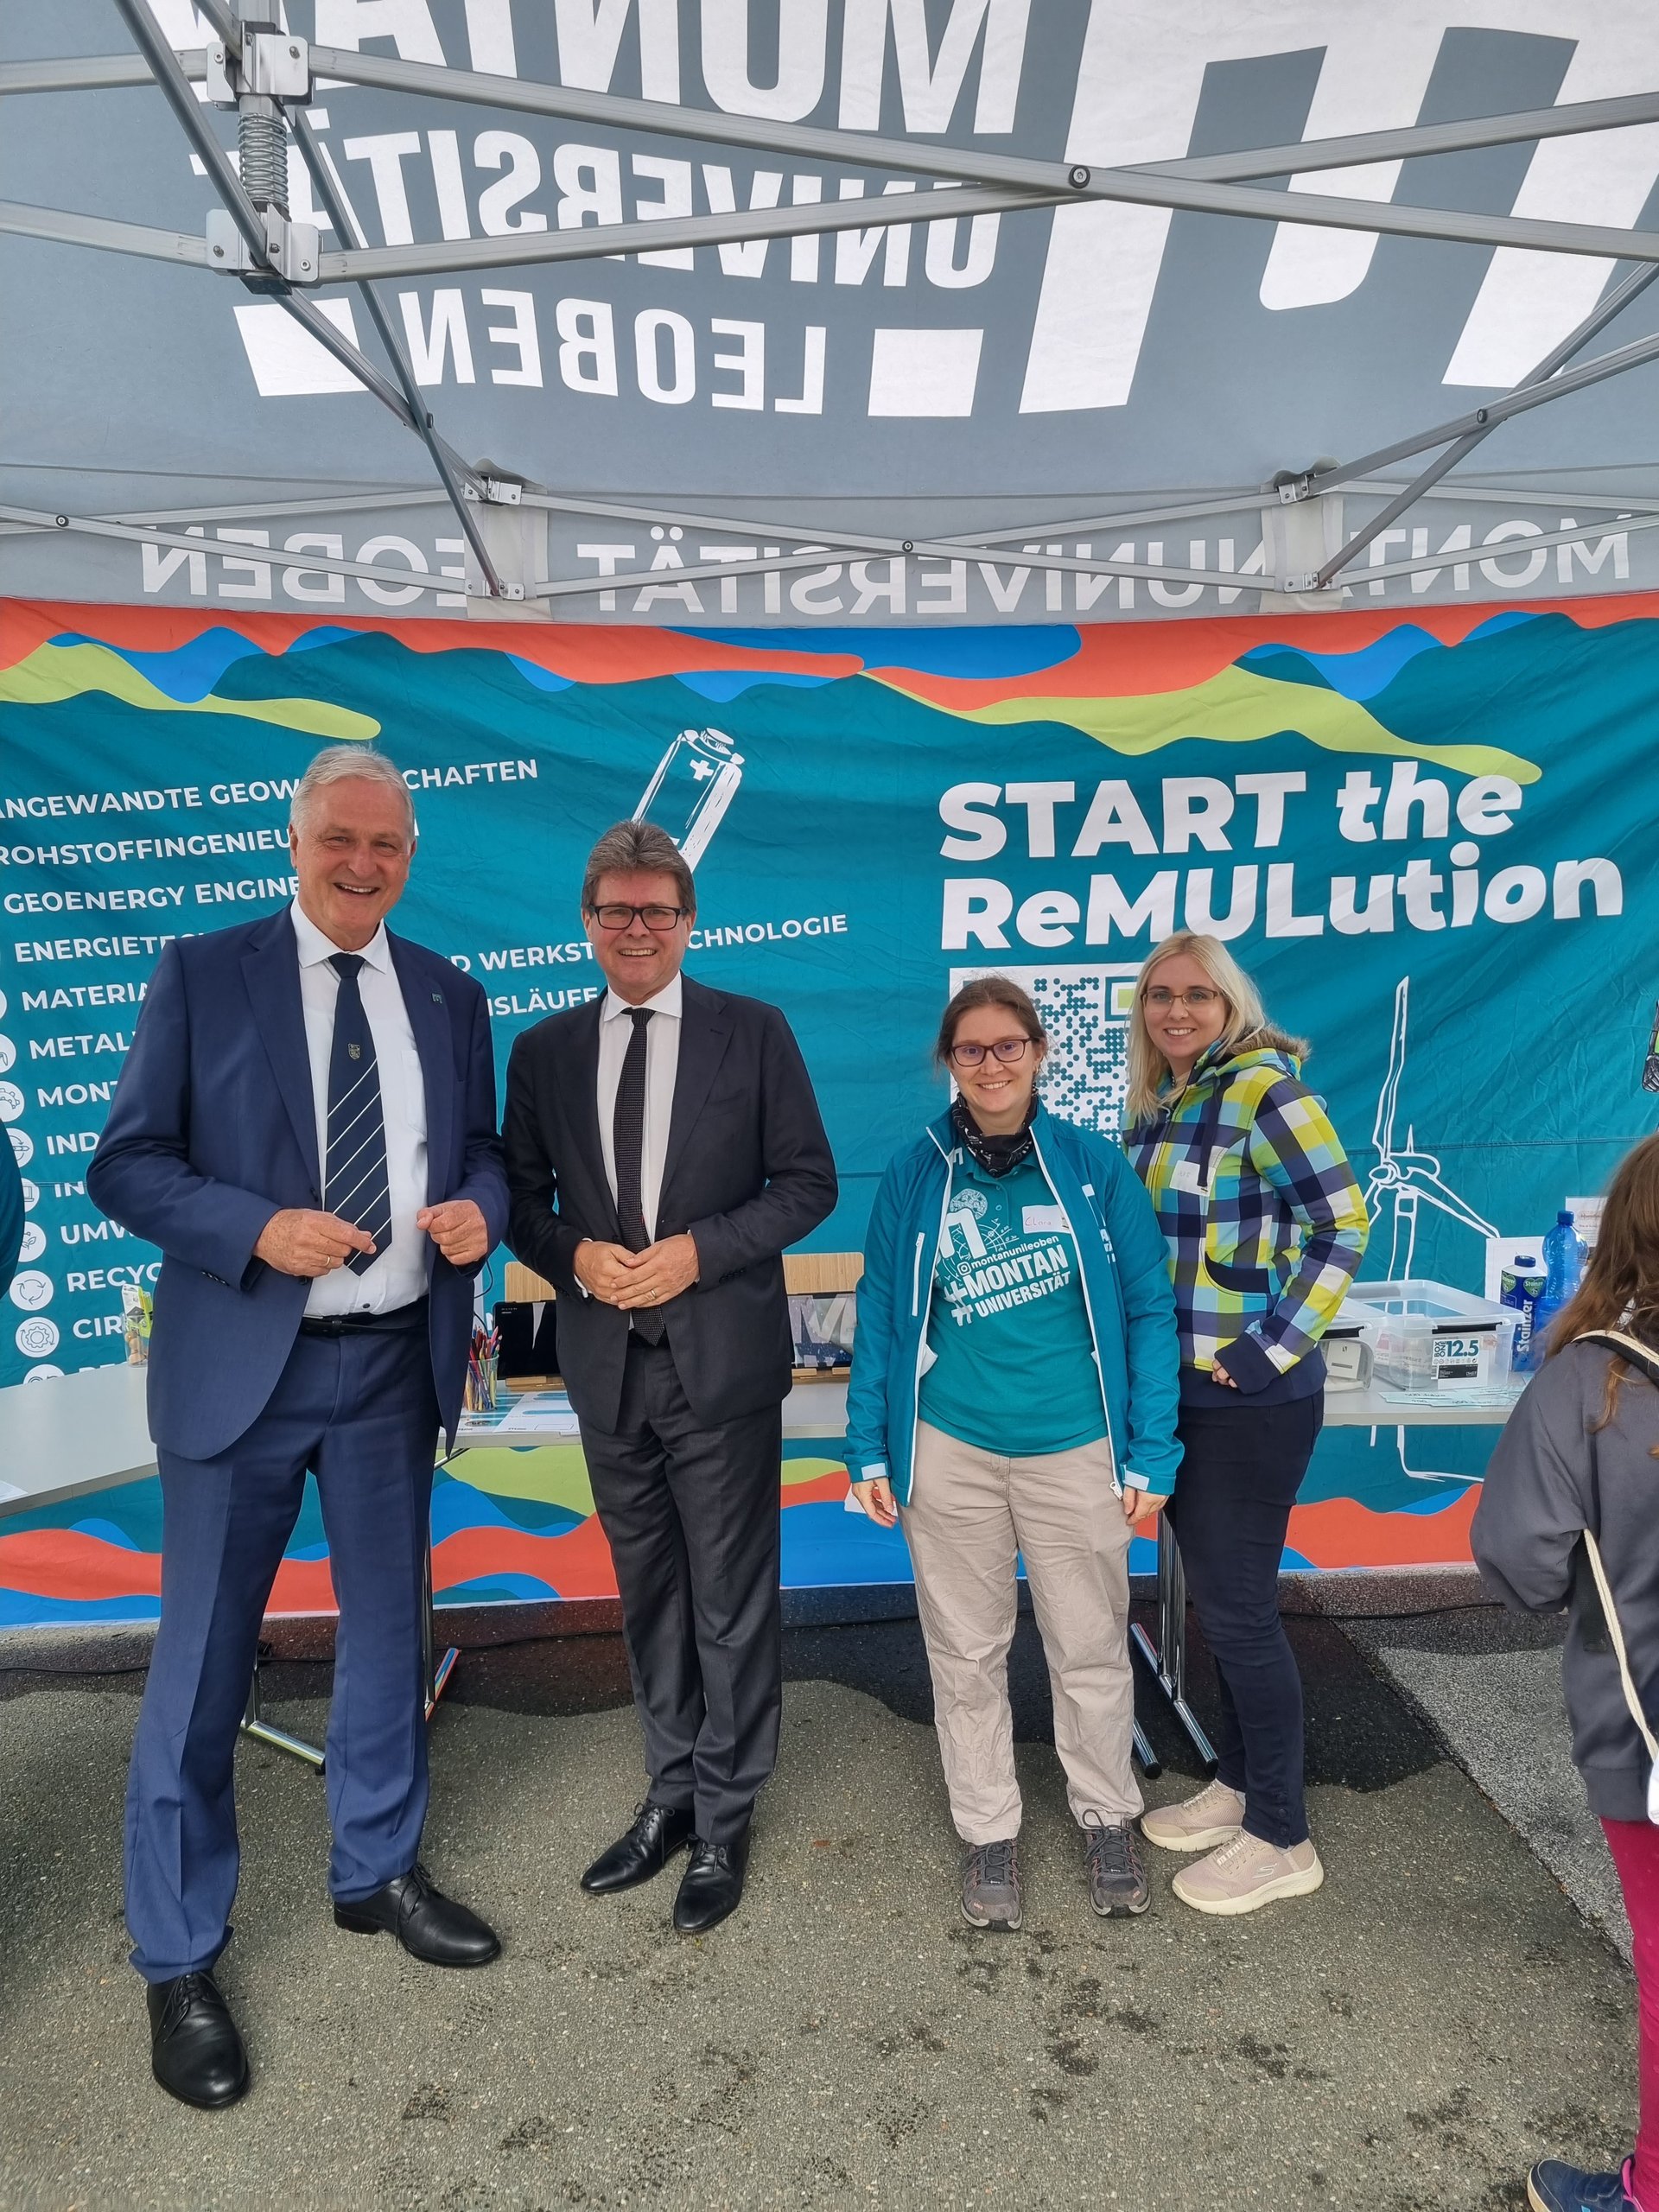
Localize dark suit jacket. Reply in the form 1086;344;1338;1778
88;906;508;1460
504;975;837;1434
0;1127;22;1303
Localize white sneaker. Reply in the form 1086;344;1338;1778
1140;1779;1247;1853
1172;1831;1324;1916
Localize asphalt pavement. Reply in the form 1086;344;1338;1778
0;1606;1637;2212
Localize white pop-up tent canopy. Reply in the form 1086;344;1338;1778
5;0;1659;626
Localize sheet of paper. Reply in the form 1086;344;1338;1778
457;1389;582;1439
1380;1386;1526;1412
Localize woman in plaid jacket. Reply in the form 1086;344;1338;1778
1124;931;1368;1917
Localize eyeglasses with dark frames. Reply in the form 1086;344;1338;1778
588;902;689;932
1142;985;1221;1010
949;1037;1034;1069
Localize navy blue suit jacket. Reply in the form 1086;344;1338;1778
88;907;508;1460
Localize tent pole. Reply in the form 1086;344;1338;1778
109;0;266;267
320;185;1062;286
15;498;1659;606
308;47;1659;269
10;41;1657;199
110;0;507;595
288;106;507;597
1312;264;1659;588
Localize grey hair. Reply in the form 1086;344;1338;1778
582;819;695;914
289;745;416;842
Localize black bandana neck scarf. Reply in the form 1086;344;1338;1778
950;1092;1038;1179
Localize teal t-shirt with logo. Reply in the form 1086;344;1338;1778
917;1149;1109;1459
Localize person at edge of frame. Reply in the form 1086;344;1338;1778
503;818;837;1936
0;1122;22;1301
86;746;509;2112
1123;931;1369;1917
845;975;1183;1932
1473;1131;1659;2212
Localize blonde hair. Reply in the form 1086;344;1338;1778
1124;931;1277;1126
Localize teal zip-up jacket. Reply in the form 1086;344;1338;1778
844;1105;1183;1505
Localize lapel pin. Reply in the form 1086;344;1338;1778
432;991;444;1004
347;1042;362;1060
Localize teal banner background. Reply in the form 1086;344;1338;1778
1;595;1654;1617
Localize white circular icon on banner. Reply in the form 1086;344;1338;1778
9;1126;33;1167
20;1177;38;1212
10;1270;54;1312
16;1317;58;1358
17;1222;46;1263
0;1037;13;1075
0;988;7;1019
24;1364;65;1382
0;1082;23;1123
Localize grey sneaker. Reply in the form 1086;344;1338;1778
1084;1814;1151;1917
961;1838;1022;1930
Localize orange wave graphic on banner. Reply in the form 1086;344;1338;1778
0;1473;1462;1612
868;592;1659;709
0;601;860;685
1286;1487;1478;1570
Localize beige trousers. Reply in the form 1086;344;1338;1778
900;1421;1141;1845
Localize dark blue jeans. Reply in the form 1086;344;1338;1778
1164;1395;1323;1850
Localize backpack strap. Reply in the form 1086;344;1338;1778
1571;1331;1659;1780
1574;1328;1659;1392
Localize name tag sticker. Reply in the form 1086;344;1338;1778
1170;1159;1205;1194
1022;1204;1068;1234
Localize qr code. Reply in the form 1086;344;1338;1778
950;964;1141;1137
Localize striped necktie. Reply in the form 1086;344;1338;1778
324;953;391;1275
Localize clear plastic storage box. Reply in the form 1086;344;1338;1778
1338;1280;1519;1393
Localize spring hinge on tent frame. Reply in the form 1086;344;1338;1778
202;29;317;284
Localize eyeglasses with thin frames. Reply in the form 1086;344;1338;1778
588;903;688;933
949;1037;1034;1069
1142;986;1221;1010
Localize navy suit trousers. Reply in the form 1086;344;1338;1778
124;1324;439;1983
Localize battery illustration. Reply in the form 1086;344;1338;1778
632;728;745;870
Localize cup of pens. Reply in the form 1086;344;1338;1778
465;1322;500;1414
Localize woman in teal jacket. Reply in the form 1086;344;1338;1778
846;976;1181;1933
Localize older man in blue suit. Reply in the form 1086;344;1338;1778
89;747;508;2110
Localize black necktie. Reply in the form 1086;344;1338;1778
613;1007;664;1343
324;953;391;1275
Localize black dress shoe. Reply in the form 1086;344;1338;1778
581;1802;696;1895
673;1831;751;1936
333;1863;500;1967
146;1971;249;2109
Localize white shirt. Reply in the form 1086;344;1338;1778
290;899;429;1318
596;972;683;1243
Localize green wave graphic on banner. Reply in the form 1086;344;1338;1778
881;664;1540;784
0;640;380;743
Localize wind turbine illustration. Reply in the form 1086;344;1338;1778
1366;976;1496;1278
1363;978;1498;1485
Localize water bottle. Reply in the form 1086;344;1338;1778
1529;1211;1588;1367
1503;1255;1544;1374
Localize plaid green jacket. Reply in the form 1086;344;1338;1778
1123;1029;1369;1392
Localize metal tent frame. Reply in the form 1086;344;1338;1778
3;0;1659;609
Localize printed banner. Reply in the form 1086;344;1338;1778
1;594;1654;1623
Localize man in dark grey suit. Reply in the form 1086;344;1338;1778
505;820;836;1932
